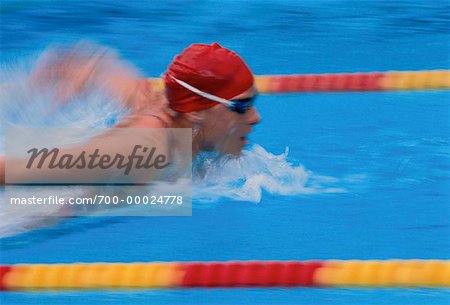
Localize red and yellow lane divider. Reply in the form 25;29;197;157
148;70;450;93
1;260;449;290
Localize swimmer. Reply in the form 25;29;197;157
0;42;261;184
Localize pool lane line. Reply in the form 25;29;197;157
148;70;450;93
1;260;449;290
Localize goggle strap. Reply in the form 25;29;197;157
167;74;235;107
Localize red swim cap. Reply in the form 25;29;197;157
163;42;254;113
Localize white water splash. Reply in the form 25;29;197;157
193;145;346;203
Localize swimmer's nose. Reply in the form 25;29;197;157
246;107;261;126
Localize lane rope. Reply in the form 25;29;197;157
148;70;450;93
1;260;449;290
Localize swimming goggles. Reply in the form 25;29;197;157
167;74;256;114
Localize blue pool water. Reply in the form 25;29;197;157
1;1;449;304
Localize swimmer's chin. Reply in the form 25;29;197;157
201;144;244;156
221;146;246;157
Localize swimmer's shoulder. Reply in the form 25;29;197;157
115;113;170;129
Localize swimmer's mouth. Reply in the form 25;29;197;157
240;136;248;145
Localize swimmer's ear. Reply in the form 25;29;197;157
184;111;205;124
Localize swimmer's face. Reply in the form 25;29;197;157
200;87;261;155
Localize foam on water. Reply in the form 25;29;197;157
193;145;345;203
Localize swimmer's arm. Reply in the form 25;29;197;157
4;128;169;185
0;116;168;185
29;43;162;111
30;54;137;106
